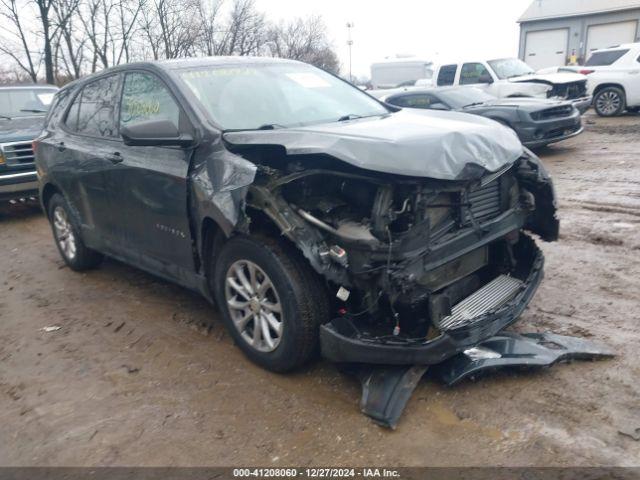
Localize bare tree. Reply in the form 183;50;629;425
52;0;84;79
267;16;339;73
0;0;41;82
196;0;225;56
218;0;266;56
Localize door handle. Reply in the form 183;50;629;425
57;141;66;152
106;152;123;164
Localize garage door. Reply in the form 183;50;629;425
524;29;569;71
586;21;638;55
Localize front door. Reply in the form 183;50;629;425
106;70;196;276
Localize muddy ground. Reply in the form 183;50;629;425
1;112;639;467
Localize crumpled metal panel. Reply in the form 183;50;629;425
190;147;257;233
223;109;524;181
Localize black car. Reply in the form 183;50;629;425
35;57;559;376
0;85;58;202
377;86;584;148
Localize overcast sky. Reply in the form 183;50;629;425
254;0;533;78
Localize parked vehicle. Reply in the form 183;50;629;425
0;85;58;202
370;57;434;89
432;58;592;113
374;86;583;148
557;43;640;117
36;57;559;376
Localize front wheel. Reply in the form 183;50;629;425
212;235;330;372
594;87;626;117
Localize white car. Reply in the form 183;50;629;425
432;58;591;113
570;43;640;117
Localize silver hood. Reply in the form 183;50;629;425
223;109;523;181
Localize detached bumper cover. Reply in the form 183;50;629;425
320;248;544;366
352;332;613;429
431;331;615;386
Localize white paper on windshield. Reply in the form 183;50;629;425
37;93;55;105
285;72;331;88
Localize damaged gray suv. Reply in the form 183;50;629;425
35;57;560;375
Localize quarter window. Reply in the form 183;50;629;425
65;75;120;137
585;49;629;66
460;63;492;85
120;72;181;129
437;65;458;86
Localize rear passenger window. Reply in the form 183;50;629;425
585;49;629;66
437;65;457;86
65;74;120;137
460;63;492;85
120;72;181;130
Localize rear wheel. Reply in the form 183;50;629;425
594;87;626;117
48;193;103;270
212;234;330;372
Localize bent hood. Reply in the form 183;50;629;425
510;72;586;85
223;110;523;181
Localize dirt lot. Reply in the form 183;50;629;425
1;112;639;467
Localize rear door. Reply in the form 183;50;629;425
106;70;196;275
48;74;123;249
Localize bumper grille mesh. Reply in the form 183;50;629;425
438;274;524;331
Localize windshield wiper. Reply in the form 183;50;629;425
20;109;47;113
463;102;486;108
0;114;11;120
256;123;285;130
337;114;364;122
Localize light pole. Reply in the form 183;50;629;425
346;22;354;83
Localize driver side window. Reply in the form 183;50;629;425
120;72;181;130
460;63;492;85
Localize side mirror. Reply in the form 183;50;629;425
430;103;450;111
121;119;194;147
479;74;494;84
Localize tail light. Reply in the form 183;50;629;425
578;69;594;75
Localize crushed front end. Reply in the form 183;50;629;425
239;146;559;366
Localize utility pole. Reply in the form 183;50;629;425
346;22;354;83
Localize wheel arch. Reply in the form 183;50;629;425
593;83;626;98
40;182;61;217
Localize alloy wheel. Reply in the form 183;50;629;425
53;206;77;260
596;91;621;116
224;260;283;352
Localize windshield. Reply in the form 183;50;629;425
436;88;497;109
0;88;57;118
487;58;535;79
178;62;388;130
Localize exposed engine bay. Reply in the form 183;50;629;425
229;143;559;346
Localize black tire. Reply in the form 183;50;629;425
47;193;103;271
212;234;330;372
594;87;626;117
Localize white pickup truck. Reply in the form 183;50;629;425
557;43;640;117
432;58;591;113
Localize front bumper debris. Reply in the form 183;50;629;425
320;244;545;366
431;331;614;386
349;332;613;428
